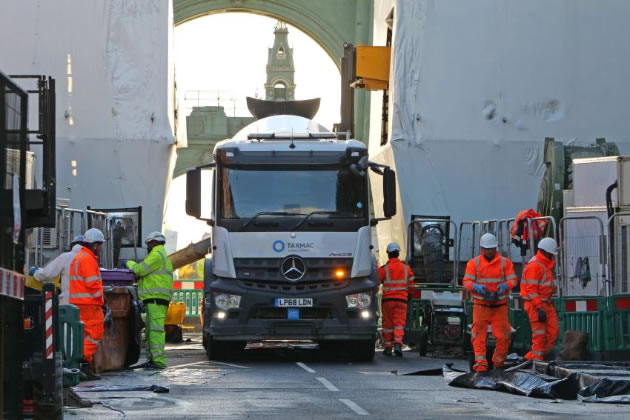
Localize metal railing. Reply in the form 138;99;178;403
558;215;607;297
608;212;630;296
406;218;458;285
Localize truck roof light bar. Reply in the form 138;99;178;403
247;132;338;140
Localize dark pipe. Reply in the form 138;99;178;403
606;181;618;219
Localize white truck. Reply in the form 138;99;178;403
185;115;397;361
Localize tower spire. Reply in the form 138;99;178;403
264;20;295;102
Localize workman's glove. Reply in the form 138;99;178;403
28;266;38;276
125;260;134;270
103;306;112;328
537;308;547;322
497;283;508;295
472;284;489;297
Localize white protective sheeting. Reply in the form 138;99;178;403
0;0;176;238
370;0;630;261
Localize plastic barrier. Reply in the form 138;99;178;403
173;289;203;318
605;295;630;354
57;305;84;387
556;296;607;354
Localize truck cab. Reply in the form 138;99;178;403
186;115;396;361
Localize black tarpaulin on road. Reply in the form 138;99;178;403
443;360;630;403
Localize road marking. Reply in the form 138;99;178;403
340;399;369;416
170;360;211;369
209;361;250;369
316;377;339;392
296;362;316;373
170;360;250;369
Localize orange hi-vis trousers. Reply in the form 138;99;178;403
471;303;511;371
382;301;407;348
77;304;104;363
524;301;559;360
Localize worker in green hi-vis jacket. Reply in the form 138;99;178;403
127;231;173;369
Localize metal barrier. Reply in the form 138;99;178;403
608;212;630;296
407;218;458;285
456;221;481;284
558;215;607;297
173;289;203;318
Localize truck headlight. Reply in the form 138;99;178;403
214;293;241;310
346;292;371;309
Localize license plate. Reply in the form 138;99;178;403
275;298;313;307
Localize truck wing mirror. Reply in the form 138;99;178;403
186;168;201;218
383;167;397;218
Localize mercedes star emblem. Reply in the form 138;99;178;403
281;256;306;282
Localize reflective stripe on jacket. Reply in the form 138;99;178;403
127;245;174;301
463;254;518;304
377;258;415;300
520;251;555;308
69;247;104;306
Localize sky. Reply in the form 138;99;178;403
174;12;341;132
165;13;341;249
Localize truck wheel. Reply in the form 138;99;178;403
418;330;429;357
351;338;376;362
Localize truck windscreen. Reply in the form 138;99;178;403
220;167;367;220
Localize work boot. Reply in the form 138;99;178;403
383;347;393;356
145;362;166;370
394;343;403;357
80;363;101;381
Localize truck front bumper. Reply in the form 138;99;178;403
204;278;377;341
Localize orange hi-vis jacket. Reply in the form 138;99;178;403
511;209;547;242
463;254;518;304
520;251;556;308
378;258;415;301
69;247;104;306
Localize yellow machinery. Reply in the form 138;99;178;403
351;45;391;90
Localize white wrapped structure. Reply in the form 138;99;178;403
369;0;630;261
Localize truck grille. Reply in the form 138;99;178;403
233;257;353;282
238;279;348;293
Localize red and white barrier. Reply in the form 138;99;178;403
564;299;599;312
0;267;25;300
173;280;203;290
45;291;53;359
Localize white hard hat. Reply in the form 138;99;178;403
386;242;401;253
71;235;84;245
480;233;498;249
538;237;558;255
84;228;105;244
145;231;166;244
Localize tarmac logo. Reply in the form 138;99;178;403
272;240;285;253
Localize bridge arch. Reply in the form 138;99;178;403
174;0;373;71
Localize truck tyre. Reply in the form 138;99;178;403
351;338;376;362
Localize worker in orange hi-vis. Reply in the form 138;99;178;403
69;228;105;380
521;238;559;361
463;233;518;371
378;242;415;357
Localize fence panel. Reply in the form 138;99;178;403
609;213;630;295
173;289;203;318
605;295;630;353
407;218;458;285
559;216;606;297
556;296;607;353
